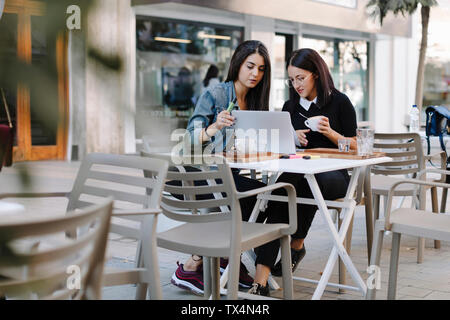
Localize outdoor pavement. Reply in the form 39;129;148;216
0;160;449;300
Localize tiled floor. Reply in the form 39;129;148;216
1;160;449;300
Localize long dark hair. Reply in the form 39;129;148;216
203;64;219;87
225;40;271;111
287;48;335;107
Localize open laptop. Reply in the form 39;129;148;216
232;110;297;154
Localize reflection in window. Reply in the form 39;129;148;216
0;13;18;146
30;15;57;146
302;36;369;122
135;16;243;141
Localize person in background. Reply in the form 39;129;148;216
172;67;194;109
249;48;358;296
171;40;272;296
201;64;220;95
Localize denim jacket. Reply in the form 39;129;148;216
186;81;238;153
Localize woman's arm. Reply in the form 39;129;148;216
316;93;358;150
319;121;357;150
186;90;235;145
200;111;234;144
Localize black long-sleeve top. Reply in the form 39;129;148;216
282;89;357;149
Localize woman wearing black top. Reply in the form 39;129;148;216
249;48;358;296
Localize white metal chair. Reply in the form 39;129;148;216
0;153;169;299
141;150;230;298
0;199;113;300
146;153;297;300
366;169;450;300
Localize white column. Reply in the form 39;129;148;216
245;15;276;109
373;35;394;133
85;0;134;154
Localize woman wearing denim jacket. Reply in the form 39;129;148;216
171;40;272;296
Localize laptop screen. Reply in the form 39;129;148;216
232;110;297;154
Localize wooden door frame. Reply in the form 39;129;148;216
5;0;69;161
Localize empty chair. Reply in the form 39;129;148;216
0;153;169;299
370;133;443;263
141;135;177;154
145;153;297;300
367;169;450;300
0;199;113;300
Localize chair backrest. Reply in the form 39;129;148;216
66;153;168;238
372;133;425;177
142;135;175;154
141;152;238;224
0;199;113;300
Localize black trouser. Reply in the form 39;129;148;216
255;169;350;268
167;167;267;222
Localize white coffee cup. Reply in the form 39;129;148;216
304;116;324;132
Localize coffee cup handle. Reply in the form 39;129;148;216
305;120;310;128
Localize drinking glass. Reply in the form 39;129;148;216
356;129;374;156
338;139;351;152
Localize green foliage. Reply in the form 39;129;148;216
366;0;438;25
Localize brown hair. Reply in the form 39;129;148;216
225;40;271;111
287;48;335;107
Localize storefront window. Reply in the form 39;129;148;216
0;13;17;146
135;16;243;140
422;5;450;111
301;36;369;122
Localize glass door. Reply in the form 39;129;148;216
0;12;18;151
0;0;68;161
302;36;369;122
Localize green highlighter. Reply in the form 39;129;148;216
227;97;238;112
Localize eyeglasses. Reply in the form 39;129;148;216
285;73;313;88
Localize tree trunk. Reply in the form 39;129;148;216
415;5;430;113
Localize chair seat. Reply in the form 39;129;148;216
371;175;434;196
389;208;450;241
157;221;289;258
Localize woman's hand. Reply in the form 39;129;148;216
296;129;310;147
316;117;334;137
212;110;235;130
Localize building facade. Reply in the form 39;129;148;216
1;0;448;161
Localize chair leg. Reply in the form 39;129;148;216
415;189;425;263
364;194;374;265
342;214;355;293
382;196;388;219
203;257;212;299
387;232;401;300
373;194;380;222
430;187;441;249
210;257;220;300
366;221;385;300
346;214;354;255
417;237;425;264
440;187;448;214
140;216;162;300
280;235;293;300
226;251;240;300
134;240;149;300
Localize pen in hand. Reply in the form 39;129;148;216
227;97;238;113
